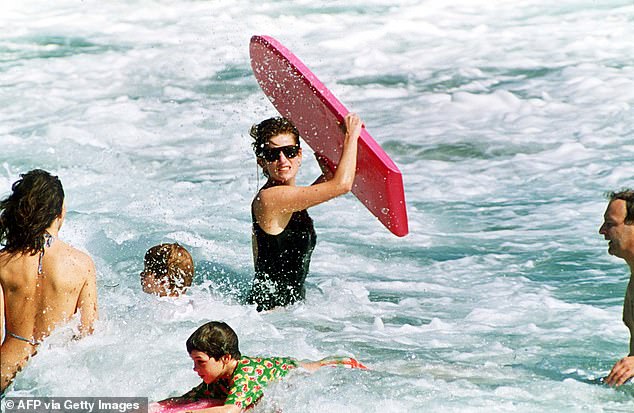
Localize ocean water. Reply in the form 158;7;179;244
2;0;634;411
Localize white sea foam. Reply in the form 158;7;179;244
2;0;634;411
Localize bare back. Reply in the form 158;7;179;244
0;239;97;391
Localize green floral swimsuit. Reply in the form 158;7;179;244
182;356;298;409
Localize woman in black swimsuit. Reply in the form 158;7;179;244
247;113;362;311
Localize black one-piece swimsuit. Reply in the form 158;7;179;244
248;209;317;311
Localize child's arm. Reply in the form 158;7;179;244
153;396;188;405
299;356;368;372
151;382;220;411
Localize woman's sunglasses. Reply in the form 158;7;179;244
261;144;300;162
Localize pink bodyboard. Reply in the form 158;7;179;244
249;35;408;237
150;399;223;413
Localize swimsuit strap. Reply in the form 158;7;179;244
37;232;55;275
8;332;40;346
2;235;53;350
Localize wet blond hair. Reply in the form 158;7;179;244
142;243;194;295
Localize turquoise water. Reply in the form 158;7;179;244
2;0;634;411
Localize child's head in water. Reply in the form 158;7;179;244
186;321;241;384
140;243;194;297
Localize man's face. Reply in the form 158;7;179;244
599;199;634;261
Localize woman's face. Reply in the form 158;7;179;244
261;133;302;184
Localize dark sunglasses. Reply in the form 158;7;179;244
261;144;300;162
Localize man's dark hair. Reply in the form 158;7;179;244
608;189;634;224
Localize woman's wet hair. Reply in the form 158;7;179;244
186;321;241;360
142;243;194;293
0;169;64;254
250;117;300;159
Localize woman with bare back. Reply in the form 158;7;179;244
0;169;98;393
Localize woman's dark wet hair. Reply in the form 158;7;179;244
0;169;64;254
250;117;300;159
186;321;241;360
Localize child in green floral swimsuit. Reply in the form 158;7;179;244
155;321;367;412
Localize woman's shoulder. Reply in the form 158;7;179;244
253;183;281;201
0;249;34;273
53;241;96;276
0;249;12;264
